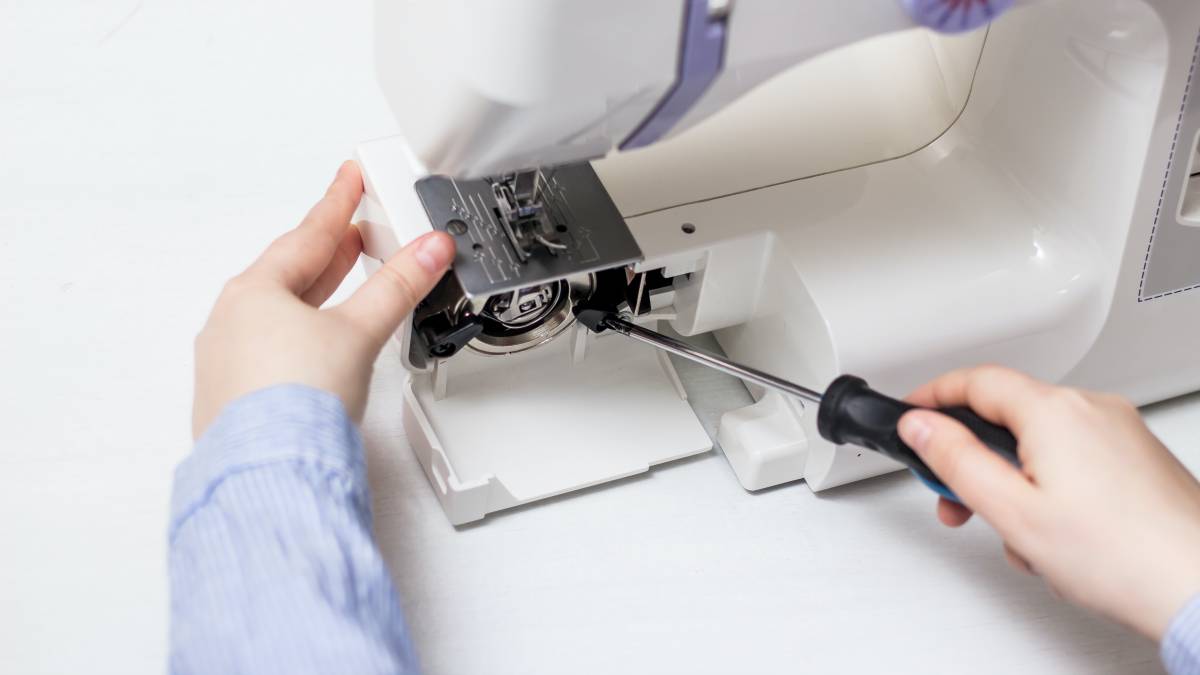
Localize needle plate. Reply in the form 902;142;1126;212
413;163;643;298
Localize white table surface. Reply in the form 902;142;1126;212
3;2;1198;674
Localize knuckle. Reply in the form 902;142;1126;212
1100;392;1138;415
986;496;1041;544
1046;386;1091;412
925;424;970;480
266;231;294;255
271;234;303;261
324;190;354;212
334;237;362;269
220;274;251;299
221;272;273;302
313;221;343;250
975;364;1034;389
973;363;1007;377
934;446;964;485
221;274;245;293
377;263;422;308
339;307;392;345
973;363;1013;381
968;364;1015;394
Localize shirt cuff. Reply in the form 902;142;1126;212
1163;593;1200;675
170;384;365;539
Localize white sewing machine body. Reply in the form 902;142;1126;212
356;0;1200;525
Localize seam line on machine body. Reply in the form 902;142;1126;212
619;28;991;220
1138;27;1200;303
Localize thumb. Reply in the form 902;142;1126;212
898;409;1038;537
336;231;456;345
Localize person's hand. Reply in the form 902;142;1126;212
192;161;455;438
896;366;1200;641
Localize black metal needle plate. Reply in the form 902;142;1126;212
413;163;643;298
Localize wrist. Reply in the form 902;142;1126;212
1135;551;1200;642
174;383;366;538
1161;592;1200;671
1154;579;1200;642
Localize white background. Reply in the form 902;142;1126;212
2;1;1197;673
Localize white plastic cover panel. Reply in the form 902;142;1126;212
402;323;712;524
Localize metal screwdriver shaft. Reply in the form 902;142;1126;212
600;314;824;404
576;308;1020;503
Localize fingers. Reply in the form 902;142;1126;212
336;231;456;345
248;161;364;294
905;365;1047;436
899;408;1039;541
936;497;973;527
1004;544;1035;575
301;224;363;307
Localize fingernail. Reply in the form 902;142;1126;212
898;412;933;451
414;232;455;274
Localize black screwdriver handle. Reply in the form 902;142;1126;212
816;375;1020;502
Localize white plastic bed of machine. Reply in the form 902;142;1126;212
354;0;1200;525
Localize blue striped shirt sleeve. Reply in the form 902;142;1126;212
168;384;418;675
1164;594;1200;675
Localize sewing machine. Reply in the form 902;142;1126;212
355;0;1200;525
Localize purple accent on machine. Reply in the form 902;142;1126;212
899;0;1015;34
619;0;728;151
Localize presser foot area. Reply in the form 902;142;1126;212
405;163;673;368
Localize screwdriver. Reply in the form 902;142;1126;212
575;309;1020;502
